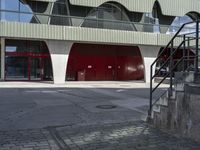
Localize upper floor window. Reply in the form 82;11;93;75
50;0;70;25
167;15;194;34
0;0;37;23
0;0;19;11
82;3;136;31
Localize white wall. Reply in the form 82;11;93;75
139;45;160;83
1;38;5;80
46;40;73;84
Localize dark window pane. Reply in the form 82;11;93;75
52;3;68;15
27;1;48;13
50;16;70;25
5;57;29;80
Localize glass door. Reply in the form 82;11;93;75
30;57;42;81
43;58;53;80
5;56;29;80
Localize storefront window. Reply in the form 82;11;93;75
5;40;53;81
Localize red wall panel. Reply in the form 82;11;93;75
66;43;144;81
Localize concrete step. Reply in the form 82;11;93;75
152;89;176;121
153;104;160;113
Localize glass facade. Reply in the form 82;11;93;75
82;3;136;31
50;0;71;25
5;40;53;81
0;0;196;33
166;15;194;34
0;0;36;23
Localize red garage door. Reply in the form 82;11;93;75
66;43;144;81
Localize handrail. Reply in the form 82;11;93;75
151;55;195;106
148;20;199;119
153;41;185;78
151;21;195;68
179;30;200;36
152;56;185;93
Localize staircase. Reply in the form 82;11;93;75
148;21;200;121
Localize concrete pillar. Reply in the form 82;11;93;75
46;40;73;84
1;38;5;80
139;45;160;83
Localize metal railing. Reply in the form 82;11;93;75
0;9;196;34
149;21;200;118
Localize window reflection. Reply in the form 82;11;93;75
1;0;19;11
0;0;38;23
20;13;34;23
20;2;32;13
166;16;194;34
82;3;135;31
50;1;70;25
0;0;196;33
1;12;19;22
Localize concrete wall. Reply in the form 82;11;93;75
139;45;160;83
152;72;200;143
46;40;73;84
1;22;183;47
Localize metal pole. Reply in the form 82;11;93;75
183;35;186;71
170;41;174;96
195;21;199;73
187;37;190;70
149;65;153;118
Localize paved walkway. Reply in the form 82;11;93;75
0;81;199;150
0;81;169;88
1;122;200;150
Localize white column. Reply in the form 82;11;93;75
46;40;73;84
1;38;5;80
139;45;160;83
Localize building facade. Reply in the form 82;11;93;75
0;0;199;84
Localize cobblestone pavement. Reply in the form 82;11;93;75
1;121;200;150
0;129;59;150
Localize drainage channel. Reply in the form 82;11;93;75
47;127;71;150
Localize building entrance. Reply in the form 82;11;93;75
5;52;52;81
5;40;53;81
67;43;144;81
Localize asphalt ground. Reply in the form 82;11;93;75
0;81;199;150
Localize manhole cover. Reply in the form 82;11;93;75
96;105;117;109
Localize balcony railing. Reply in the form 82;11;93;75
0;9;196;34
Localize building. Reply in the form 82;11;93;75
0;0;199;84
